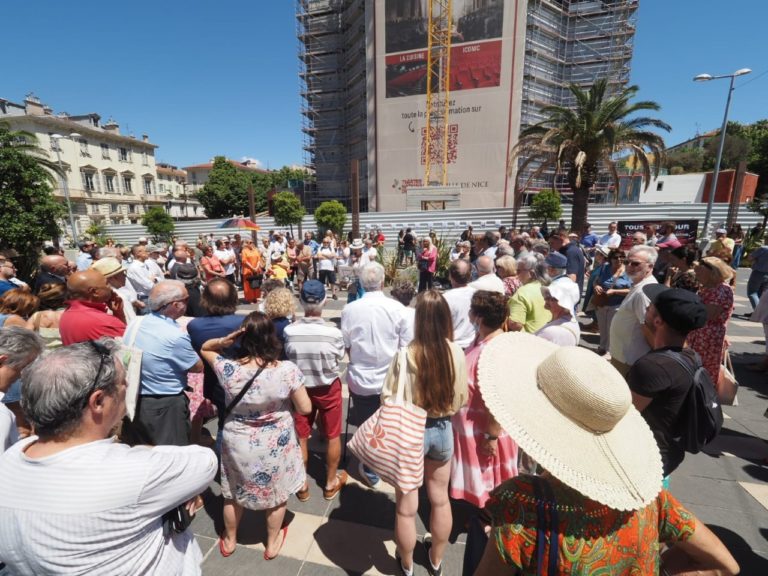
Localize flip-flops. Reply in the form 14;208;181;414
264;525;288;561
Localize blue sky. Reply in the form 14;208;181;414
1;1;765;169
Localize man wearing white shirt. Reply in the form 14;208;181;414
597;221;622;249
146;246;166;281
214;239;236;284
0;339;217;575
341;262;409;488
317;237;339;300
442;260;477;349
127;245;157;306
468;255;505;294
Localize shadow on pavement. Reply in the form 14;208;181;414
742;463;768;483
709;525;768;574
703;428;768;463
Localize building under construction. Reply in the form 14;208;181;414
297;0;639;212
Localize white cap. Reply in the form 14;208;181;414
543;279;580;314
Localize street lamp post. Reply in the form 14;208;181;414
693;68;751;239
51;132;82;244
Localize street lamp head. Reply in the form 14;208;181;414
69;132;82;139
51;133;63;139
693;74;713;82
734;68;752;77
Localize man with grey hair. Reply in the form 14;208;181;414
0;338;216;575
341;262;409;489
127;244;158;307
443;259;477;349
123;280;203;446
507;254;552;333
284;280;347;501
469;255;505;293
0;327;44;450
609;244;659;377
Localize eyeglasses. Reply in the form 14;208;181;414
626;260;647;267
81;341;110;409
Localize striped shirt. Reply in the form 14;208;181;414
0;437;217;575
284;316;345;388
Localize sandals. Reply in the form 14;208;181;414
218;534;235;558
264;525;288;561
323;471;348;500
296;485;311;502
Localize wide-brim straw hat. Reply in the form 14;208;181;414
350;239;365;250
477;333;662;511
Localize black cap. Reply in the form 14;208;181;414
643;284;707;335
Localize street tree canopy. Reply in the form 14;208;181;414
0;121;64;280
511;79;670;232
314;200;347;234
528;189;562;227
141;206;175;243
272;191;305;231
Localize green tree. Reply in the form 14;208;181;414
141;206;175;243
272;191;305;234
314;200;347;234
665;147;705;174
85;222;107;246
511;79;670;232
527;189;562;228
703;132;751;171
0;121;64;280
196;156;250;218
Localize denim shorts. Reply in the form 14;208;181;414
424;417;453;462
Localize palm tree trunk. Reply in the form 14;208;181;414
570;187;590;233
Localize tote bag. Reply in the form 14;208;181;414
348;349;427;494
717;349;739;406
120;316;145;421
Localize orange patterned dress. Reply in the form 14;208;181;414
486;475;695;575
241;245;263;303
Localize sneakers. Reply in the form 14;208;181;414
422;533;442;576
357;461;380;490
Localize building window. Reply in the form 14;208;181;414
82;171;96;191
101;143;110;159
110;203;119;213
79;139;90;157
90;203;100;214
159;183;165;194
123;176;133;193
49;134;61;151
105;174;116;193
143;178;153;195
656;181;664;191
142;150;148;166
128;204;136;214
119;147;131;162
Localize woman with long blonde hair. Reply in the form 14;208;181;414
381;289;468;576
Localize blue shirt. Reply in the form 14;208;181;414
125;313;200;395
187;314;244;409
76;252;93;271
0;282;15;297
751;246;768;273
305;239;319;256
598;264;633;307
581;232;599;248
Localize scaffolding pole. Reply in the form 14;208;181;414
424;0;452;186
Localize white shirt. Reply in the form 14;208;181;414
317;247;336;271
609;274;657;365
443;285;477;349
0;403;18;452
114;287;137;325
147;257;165;280
535;316;581;346
483;246;498;259
214;249;235;275
341;291;409;396
0;437;217;576
469;274;505;294
401;306;415;346
127;259;156;297
598;232;621;249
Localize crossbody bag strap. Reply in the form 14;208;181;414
125;316;145;348
218;363;267;429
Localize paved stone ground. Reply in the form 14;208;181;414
193;277;768;575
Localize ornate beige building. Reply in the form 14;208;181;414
0;93;203;241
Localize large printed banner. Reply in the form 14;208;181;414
617;219;699;250
375;0;523;211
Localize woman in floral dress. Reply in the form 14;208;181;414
687;257;735;382
201;312;311;560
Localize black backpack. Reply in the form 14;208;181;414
661;349;723;454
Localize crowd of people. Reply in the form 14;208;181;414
0;217;752;575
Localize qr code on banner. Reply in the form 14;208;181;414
420;124;459;166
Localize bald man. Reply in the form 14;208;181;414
59;269;126;345
34;255;70;293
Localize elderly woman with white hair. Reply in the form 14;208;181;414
0;338;217;575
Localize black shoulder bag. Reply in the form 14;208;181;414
217;364;267;431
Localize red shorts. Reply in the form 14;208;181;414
294;377;343;440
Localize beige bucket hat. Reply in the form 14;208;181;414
477;332;662;511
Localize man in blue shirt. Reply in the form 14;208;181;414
304;231;319;279
123;280;203;446
580;223;600;249
550;230;586;298
76;241;96;271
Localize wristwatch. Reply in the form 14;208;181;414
483;433;498;441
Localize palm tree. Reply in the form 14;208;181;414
0;121;63;180
510;79;671;232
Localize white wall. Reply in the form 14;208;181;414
639;173;706;204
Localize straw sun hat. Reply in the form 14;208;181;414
478;333;662;511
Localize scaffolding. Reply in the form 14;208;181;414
423;0;452;186
518;0;638;200
296;0;368;211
